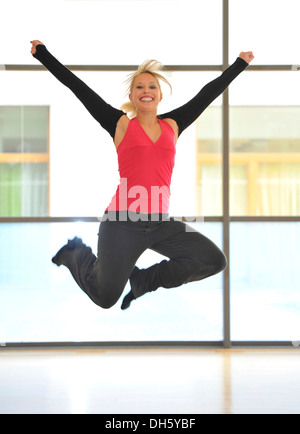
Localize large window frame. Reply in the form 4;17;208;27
1;0;299;349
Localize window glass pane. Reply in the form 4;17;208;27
230;222;300;341
0;221;223;343
196;106;222;216
0;107;21;153
0;163;48;217
230;72;300;216
0;106;48;154
169;72;222;217
230;0;300;65
2;0;222;65
0;106;49;217
23;107;49;153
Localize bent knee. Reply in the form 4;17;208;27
93;290;120;309
87;272;124;309
99;299;117;310
89;283;123;310
92;294;119;310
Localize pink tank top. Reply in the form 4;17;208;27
106;117;176;214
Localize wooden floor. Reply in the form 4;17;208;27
0;348;299;414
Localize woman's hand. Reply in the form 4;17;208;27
239;51;255;64
30;40;44;55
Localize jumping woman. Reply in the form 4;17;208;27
30;40;254;310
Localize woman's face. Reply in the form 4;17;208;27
129;73;162;114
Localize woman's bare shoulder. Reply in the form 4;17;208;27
114;115;130;148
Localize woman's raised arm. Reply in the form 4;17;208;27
30;41;125;138
160;51;254;137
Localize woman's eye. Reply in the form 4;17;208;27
136;85;157;89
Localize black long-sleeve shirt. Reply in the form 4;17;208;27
33;45;248;139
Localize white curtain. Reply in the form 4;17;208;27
198;162;300;216
258;163;300;216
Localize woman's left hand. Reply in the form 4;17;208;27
239;51;255;64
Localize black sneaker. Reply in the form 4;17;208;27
52;237;83;266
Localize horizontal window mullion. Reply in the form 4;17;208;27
2;64;298;72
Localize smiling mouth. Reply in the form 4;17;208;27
140;97;154;102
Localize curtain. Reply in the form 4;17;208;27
0;163;48;217
198;162;300;216
0;164;22;216
22;163;48;216
258;163;300;216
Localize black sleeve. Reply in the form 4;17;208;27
33;45;125;139
159;57;249;137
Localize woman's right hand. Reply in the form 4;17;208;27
30;40;44;55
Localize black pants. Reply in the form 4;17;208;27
55;212;227;309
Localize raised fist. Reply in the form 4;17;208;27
239;51;255;64
30;40;44;55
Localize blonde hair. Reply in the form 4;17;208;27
120;60;172;118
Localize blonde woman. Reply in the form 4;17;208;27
31;40;254;310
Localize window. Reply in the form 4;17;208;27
230;222;300;341
0;106;49;217
229;71;300;217
1;0;299;347
230;106;300;216
229;0;300;65
196;106;222;216
1;0;222;66
0;221;223;343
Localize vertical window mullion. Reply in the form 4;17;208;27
222;0;231;348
